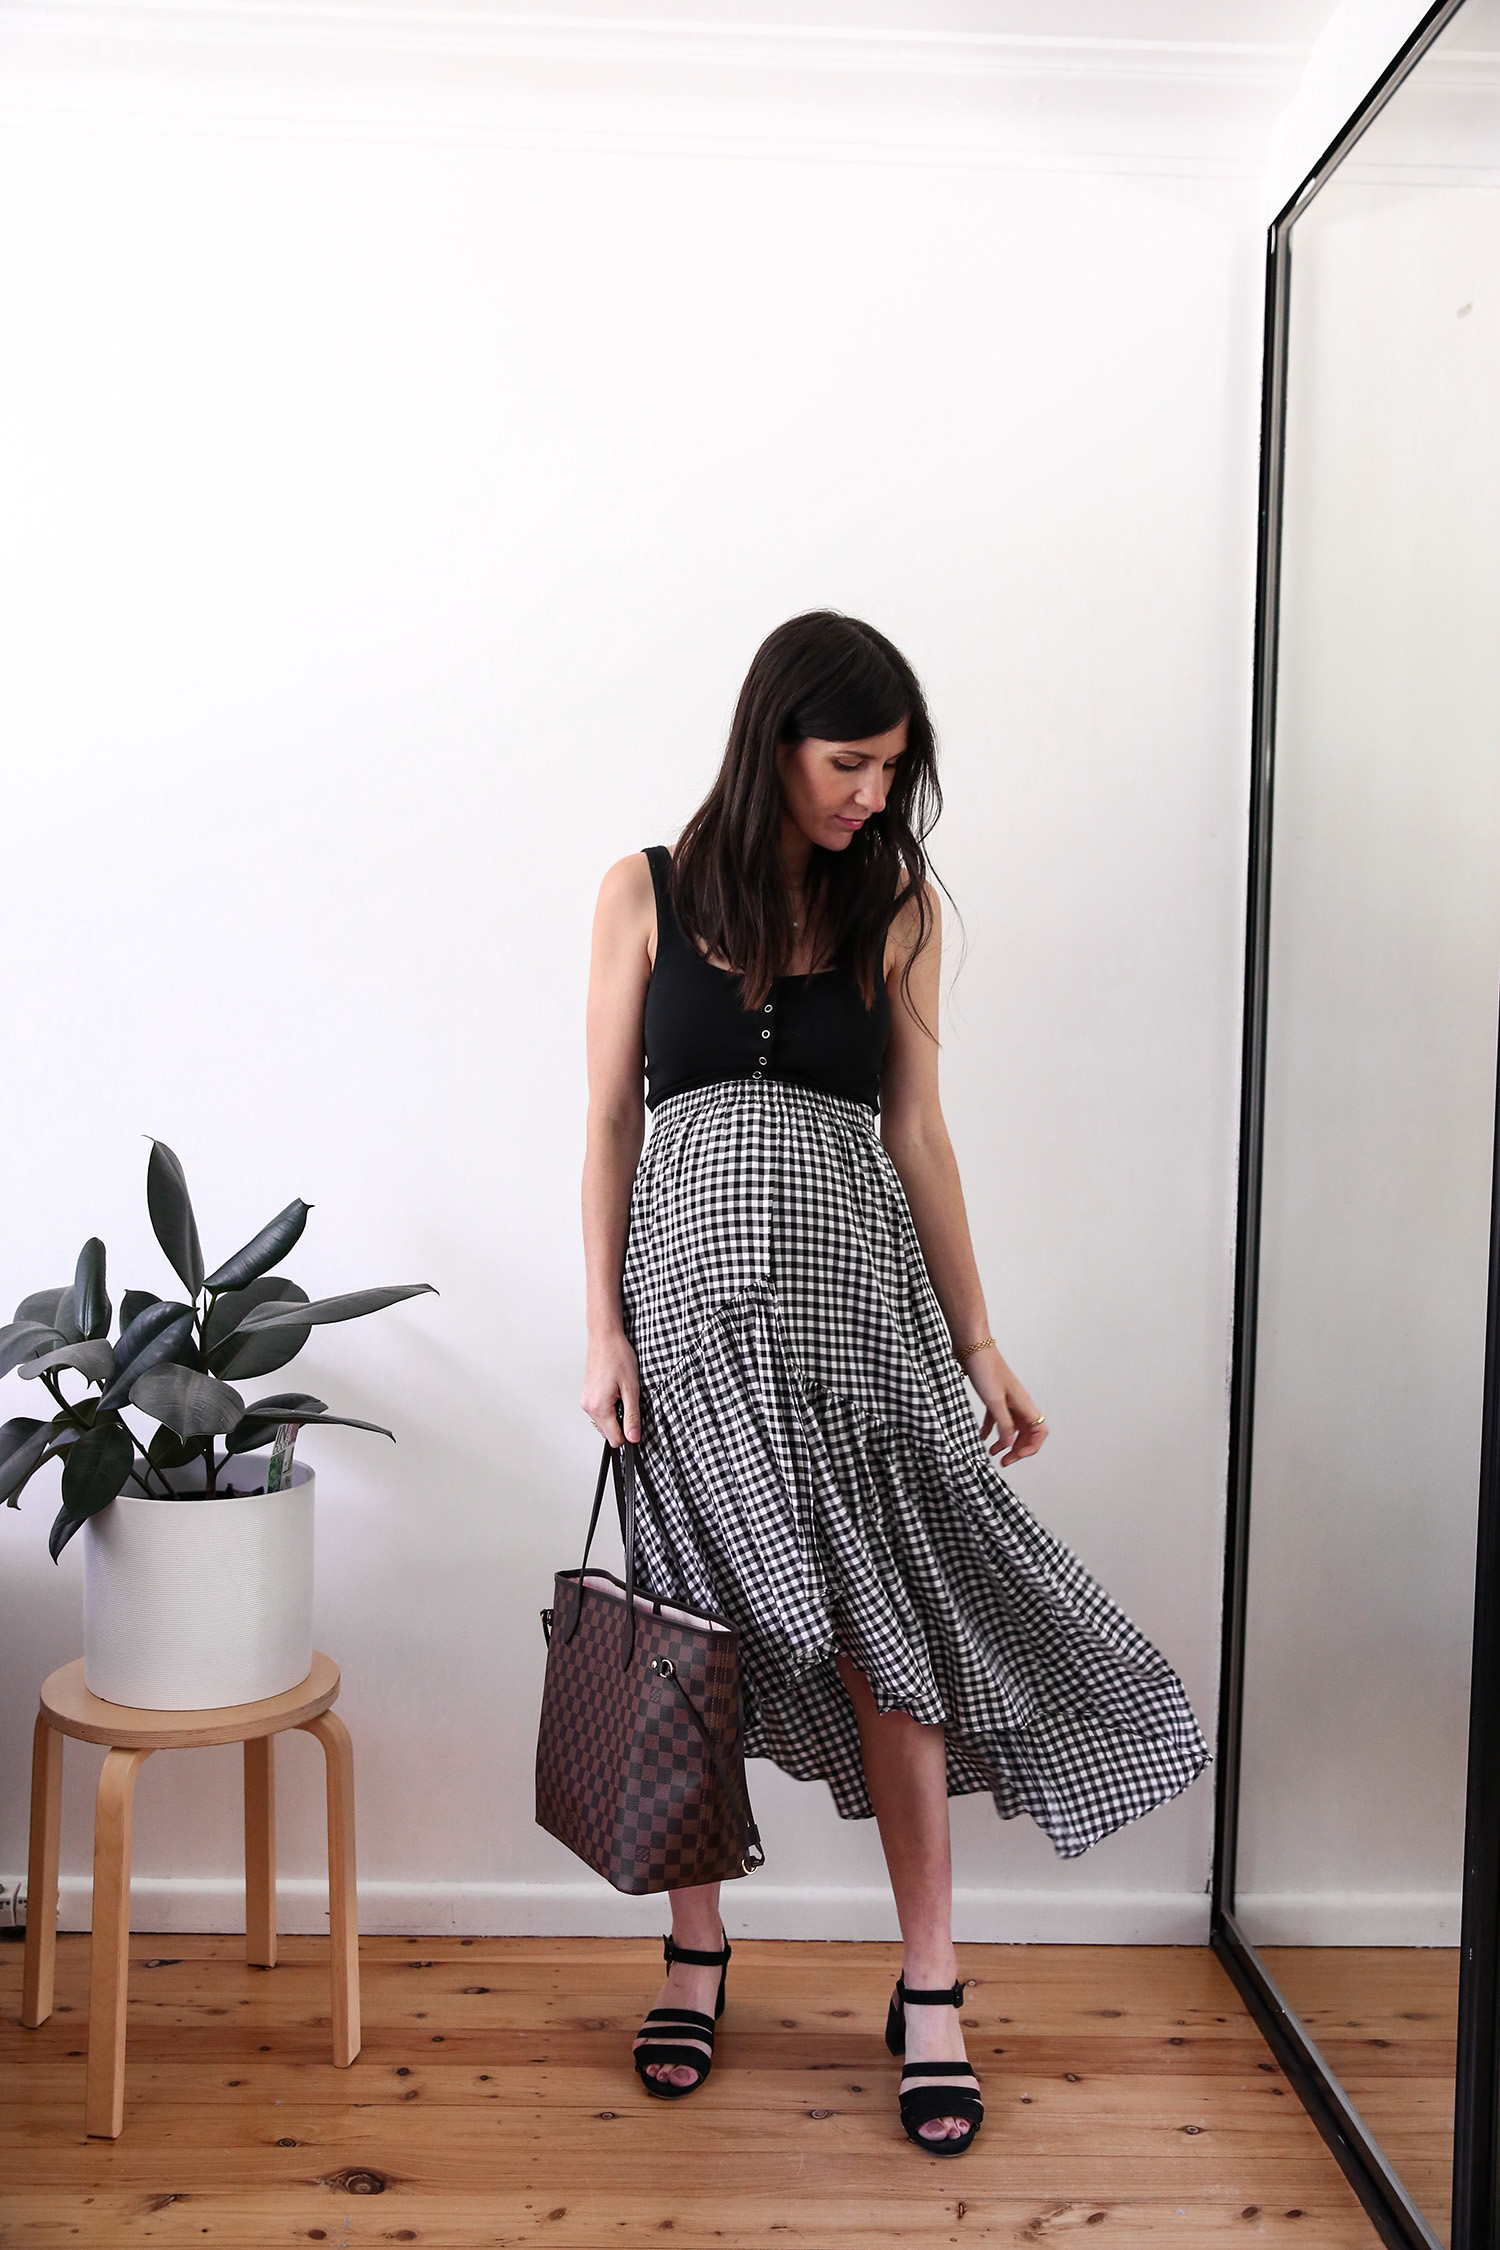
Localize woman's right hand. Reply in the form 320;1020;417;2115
581;1329;641;1447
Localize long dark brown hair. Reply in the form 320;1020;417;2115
671;612;942;1016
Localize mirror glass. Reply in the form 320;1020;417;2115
1233;4;1500;2240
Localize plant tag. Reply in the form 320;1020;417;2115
267;1423;298;1492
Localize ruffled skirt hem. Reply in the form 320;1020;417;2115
627;1271;1209;1860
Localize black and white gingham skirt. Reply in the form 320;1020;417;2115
621;1077;1209;1858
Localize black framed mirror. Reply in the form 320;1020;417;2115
1213;4;1500;2246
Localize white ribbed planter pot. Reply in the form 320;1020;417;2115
83;1462;314;1710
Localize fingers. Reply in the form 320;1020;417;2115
977;1399;1016;1459
987;1407;1017;1459
581;1341;643;1448
992;1375;1045;1464
970;1369;1050;1465
1001;1413;1049;1465
979;1384;1049;1466
580;1389;625;1445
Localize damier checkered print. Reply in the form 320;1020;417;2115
621;1076;1210;1858
535;1578;748;1893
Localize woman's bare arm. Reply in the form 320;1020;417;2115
880;889;1047;1466
581;853;656;1446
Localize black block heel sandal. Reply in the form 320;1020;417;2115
884;1976;984;2156
632;1932;731;2100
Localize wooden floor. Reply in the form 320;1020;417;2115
0;1936;1382;2249
1265;1947;1458;2249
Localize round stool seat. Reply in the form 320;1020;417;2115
39;1652;340;1749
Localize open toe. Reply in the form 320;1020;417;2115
631;1933;731;2102
886;1977;984;2157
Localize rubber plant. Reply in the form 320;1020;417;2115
0;1140;435;1561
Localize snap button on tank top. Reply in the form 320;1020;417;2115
640;846;890;1112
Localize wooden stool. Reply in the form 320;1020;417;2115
20;1650;359;2138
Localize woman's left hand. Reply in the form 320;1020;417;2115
966;1349;1049;1466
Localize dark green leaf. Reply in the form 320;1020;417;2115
148;1424;201;1472
0;1417;53;1504
130;1363;244;1439
110;1297;195;1372
204;1278;310;1379
203;1200;312;1294
0;1320;64;1380
8;1443;76;1507
232;1283;436;1336
234;1391;328;1416
15;1287;80;1343
73;1237;110;1340
98;1308;196;1411
23;1427;84;1506
222;1390;326;1455
216;1325;311;1380
226;1407;394;1456
146;1140;204;1297
18;1341;115;1385
52;1418;135;1558
119;1290;161;1333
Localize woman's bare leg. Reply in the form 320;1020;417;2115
634;1880;726;2090
837;1652;975;2143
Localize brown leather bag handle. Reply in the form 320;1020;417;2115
565;1435;639;1669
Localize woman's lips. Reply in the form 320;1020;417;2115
834;815;864;831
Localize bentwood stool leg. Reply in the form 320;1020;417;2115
21;1714;63;2027
243;1736;277;1969
301;1711;360;2065
85;1746;152;2139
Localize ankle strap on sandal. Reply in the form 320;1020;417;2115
664;1932;731;1970
896;1975;966;2009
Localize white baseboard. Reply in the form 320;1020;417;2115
1234;1892;1462;1947
52;1877;1209;1946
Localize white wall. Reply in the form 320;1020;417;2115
0;8;1276;1943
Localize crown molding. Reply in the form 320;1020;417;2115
0;4;1311;85
0;3;1319;179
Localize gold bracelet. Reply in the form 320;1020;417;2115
955;1336;997;1366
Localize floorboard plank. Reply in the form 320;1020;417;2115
1261;1945;1457;2244
0;1936;1380;2249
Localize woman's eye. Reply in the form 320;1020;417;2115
833;761;861;773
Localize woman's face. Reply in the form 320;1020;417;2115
777;718;909;854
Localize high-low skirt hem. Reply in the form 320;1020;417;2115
622;1078;1209;1862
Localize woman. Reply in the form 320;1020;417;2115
581;613;1208;2155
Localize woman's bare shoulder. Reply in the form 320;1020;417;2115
886;875;942;975
594;852;659;964
596;851;658;915
599;850;656;893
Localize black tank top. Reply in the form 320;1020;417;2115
642;846;890;1113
